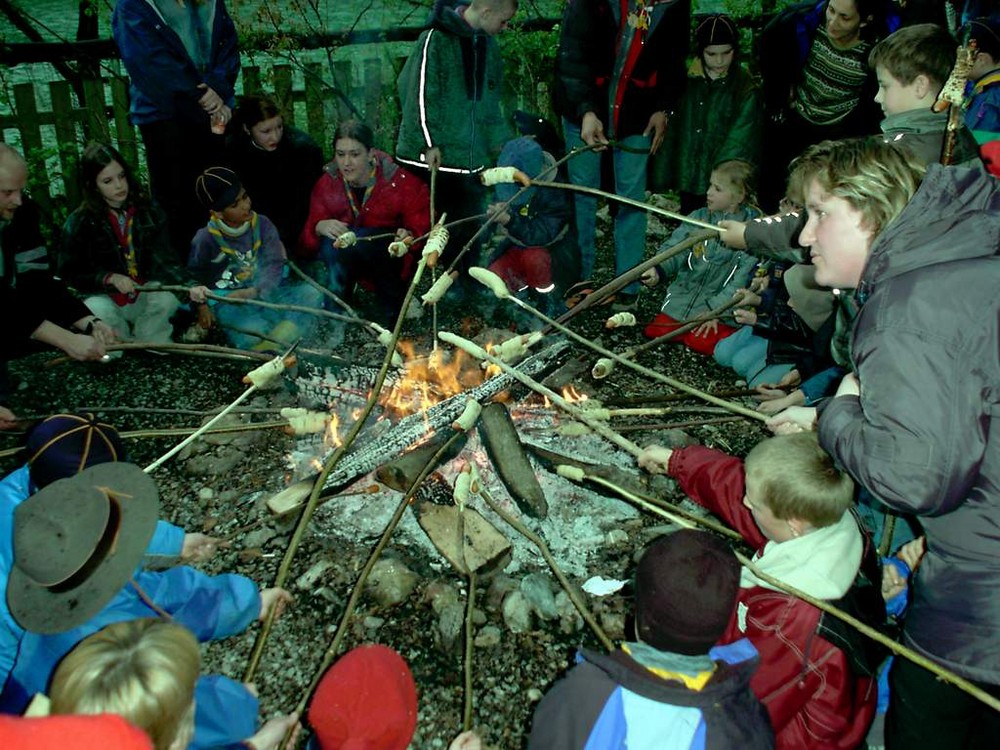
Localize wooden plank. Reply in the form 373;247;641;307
303;62;326;149
272;65;294;126
361;57;381;124
331;60;353;123
12;83;51;209
81;77;110;142
49;80;80;206
242;66;261;96
110;77;139;169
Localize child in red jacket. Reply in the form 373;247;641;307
639;432;884;749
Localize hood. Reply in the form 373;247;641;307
581;639;760;706
860;164;1000;292
429;0;475;37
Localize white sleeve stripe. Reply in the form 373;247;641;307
417;30;435;150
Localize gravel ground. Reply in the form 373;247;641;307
0;220;769;748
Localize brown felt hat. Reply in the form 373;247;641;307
7;463;159;634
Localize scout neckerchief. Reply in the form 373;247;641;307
108;206;140;305
341;161;377;220
208;211;262;288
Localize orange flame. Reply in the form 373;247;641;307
325;412;343;448
380;341;492;417
561;384;589;403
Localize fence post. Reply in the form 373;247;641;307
13;83;52;210
81;77;111;143
49;80;81;206
109;77;139;170
304;62;326;151
243;66;262;96
273;65;294;125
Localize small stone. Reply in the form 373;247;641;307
422;580;460;615
296;559;336;591
243;526;278;549
474;625;502;648
436;601;465;651
502;590;533;634
520;572;558;621
486;575;518;611
366;558;419;607
605;529;629;545
527;687;543;702
599;609;627;641
198;487;214;502
555;590;584;635
363;616;385;631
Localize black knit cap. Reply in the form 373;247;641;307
696;14;739;53
635;529;740;655
195;166;243;210
26;413;125;490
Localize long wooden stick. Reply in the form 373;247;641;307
554;231;714;323
142;285;359;325
143;348;296;473
478;485;614;652
591;293;749;381
462;284;764;422
531;179;721;232
244;255;433;683
572;470;1000;714
279;431;467;749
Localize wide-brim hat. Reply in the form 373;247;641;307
7;462;159;634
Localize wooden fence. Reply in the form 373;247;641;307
0;53;422;212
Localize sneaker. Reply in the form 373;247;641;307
610;293;639;313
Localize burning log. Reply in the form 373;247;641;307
374;431;469;492
266;340;570;515
478;403;548;519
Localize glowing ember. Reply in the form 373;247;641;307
325;412;343;448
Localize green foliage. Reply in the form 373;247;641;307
498;24;561;118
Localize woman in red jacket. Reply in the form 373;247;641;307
298;120;430;321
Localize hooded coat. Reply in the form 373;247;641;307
528;640;774;749
395;1;511;173
818;163;1000;687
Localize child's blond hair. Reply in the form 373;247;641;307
50;619;200;750
745;432;854;528
711;159;757;210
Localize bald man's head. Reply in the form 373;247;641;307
0;144;27;221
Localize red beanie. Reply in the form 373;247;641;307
308;645;418;750
0;714;153;749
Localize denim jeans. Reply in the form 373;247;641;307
215;282;324;350
563;118;650;295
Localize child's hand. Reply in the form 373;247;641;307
181;532;227;563
246;713;300;750
449;731;483;750
756;389;805;415
717;220;747;249
638;444;674;475
189;285;210;304
107;273;137;295
395;228;413;241
640;268;659;287
766;406;817;434
693;319;718;337
734;308;757;325
748;275;769;294
0;406;17;431
896;536;926;572
487;202;511;226
259;587;294;622
881;559;908;602
739;289;762;307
